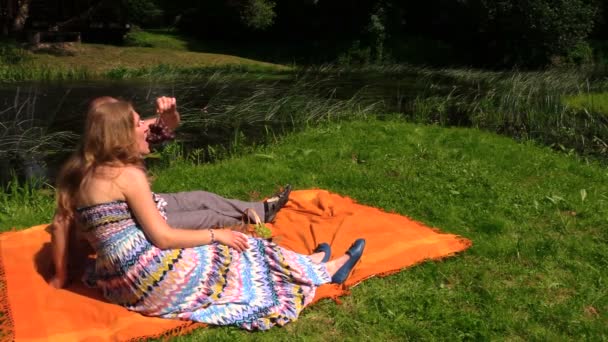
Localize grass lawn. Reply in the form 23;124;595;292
2;119;607;340
563;92;608;115
23;44;285;75
0;30;288;80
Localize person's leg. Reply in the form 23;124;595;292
263;185;292;222
160;185;292;229
161;190;264;215
160;191;265;229
166;208;244;228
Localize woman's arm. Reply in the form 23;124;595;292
118;167;249;251
49;214;70;288
142;96;180;130
144;97;180;144
154;96;180;130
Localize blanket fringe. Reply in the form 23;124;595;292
128;322;206;341
0;238;15;342
354;237;472;283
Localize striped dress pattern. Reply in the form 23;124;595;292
76;194;330;330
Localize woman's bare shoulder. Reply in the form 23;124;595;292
77;166;132;207
114;165;150;192
115;165;146;179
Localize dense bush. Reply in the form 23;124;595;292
473;0;600;67
5;0;604;68
125;0;164;28
0;40;30;65
160;0;604;68
241;0;277;30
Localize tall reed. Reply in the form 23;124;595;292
0;90;77;184
152;72;378;165
409;67;608;158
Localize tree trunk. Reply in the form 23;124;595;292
1;0;16;35
11;0;31;32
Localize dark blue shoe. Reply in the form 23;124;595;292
331;239;366;284
313;243;331;263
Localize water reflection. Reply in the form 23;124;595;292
0;71;445;185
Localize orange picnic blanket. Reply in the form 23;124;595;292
0;190;471;341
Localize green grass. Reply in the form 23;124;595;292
124;29;192;50
4;30;608;163
405;67;608;158
563;92;608;114
0;177;55;229
2;119;607;340
0;30;289;81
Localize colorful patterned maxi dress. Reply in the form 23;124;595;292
76;194;331;330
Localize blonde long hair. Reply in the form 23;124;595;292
55;100;144;222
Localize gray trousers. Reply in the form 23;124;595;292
158;191;266;229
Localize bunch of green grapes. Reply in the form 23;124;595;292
254;222;272;239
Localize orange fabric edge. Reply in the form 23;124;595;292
0;189;473;340
126;322;206;342
308;237;472;306
0;237;16;341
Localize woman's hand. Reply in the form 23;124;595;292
215;229;250;252
155;96;180;130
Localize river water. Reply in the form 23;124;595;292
0;71;462;185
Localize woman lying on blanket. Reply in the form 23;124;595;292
50;96;293;289
49;97;366;330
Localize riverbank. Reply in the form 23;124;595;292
2;119;606;340
2;30;608;177
0;31;289;81
2;63;608;189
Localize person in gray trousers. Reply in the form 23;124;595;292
159;185;292;229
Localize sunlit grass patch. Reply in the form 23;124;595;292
2;119;607;339
0;176;54;231
124;29;190;50
152;119;608;340
563;92;608;114
0;40;288;81
32;44;287;74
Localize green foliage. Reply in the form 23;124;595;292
241;0;276;30
336;4;390;66
0;40;31;65
388;36;461;66
168;0;278;38
477;0;599;66
590;40;608;66
145;0;605;67
7;0;601;68
366;5;388;64
563;41;594;66
125;0;164;28
337;40;372;66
